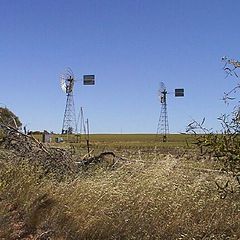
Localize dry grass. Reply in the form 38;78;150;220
0;150;239;239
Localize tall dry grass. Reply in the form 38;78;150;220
0;152;239;239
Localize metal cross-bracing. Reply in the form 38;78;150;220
156;89;169;142
62;91;77;134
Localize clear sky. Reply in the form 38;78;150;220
1;0;240;133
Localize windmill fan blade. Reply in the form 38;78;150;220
60;76;67;93
66;67;74;79
59;67;76;95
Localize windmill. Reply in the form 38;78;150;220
60;68;95;135
60;68;77;134
156;82;184;142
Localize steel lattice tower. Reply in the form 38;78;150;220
62;90;77;134
61;71;77;134
156;87;169;142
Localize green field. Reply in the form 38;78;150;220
32;133;196;159
89;133;191;145
35;133;194;152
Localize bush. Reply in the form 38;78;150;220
187;57;240;189
0;107;22;128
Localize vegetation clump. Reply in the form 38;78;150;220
187;57;240;193
0;107;22;128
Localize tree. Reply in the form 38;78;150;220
0;107;22;128
186;57;240;195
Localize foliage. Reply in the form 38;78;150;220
187;57;240;189
0;107;22;128
187;116;240;187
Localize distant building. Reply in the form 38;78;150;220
42;130;52;143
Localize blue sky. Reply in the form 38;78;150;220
1;0;240;133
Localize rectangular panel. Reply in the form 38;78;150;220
83;75;95;85
175;88;184;97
